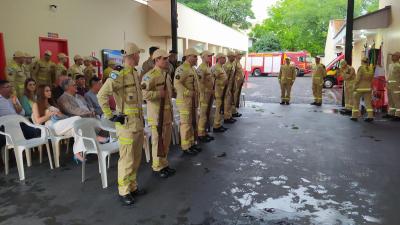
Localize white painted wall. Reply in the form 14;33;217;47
0;0;167;65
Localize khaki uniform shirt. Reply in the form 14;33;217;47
32;59;55;84
55;63;67;80
68;64;83;78
279;64;296;84
6;60;26;92
196;62;214;101
141;67;173;126
97;67;144;132
174;62;199;108
354;65;374;92
211;63;227;98
312;63;326;84
141;57;155;78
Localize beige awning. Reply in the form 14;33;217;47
354;6;392;30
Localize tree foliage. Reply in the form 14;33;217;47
250;0;380;55
178;0;255;30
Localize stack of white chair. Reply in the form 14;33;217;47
0;115;53;180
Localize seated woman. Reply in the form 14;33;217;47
32;84;85;163
19;78;37;117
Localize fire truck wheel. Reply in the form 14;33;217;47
252;68;261;77
323;78;335;89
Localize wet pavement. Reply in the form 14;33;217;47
244;75;342;105
1;83;400;225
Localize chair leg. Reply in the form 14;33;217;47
65;139;70;154
144;135;150;163
82;152;86;183
26;148;32;167
107;155;110;169
4;147;9;175
52;141;60;168
14;148;25;181
45;143;54;169
39;145;43;164
99;155;108;188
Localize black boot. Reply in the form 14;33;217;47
163;167;176;176
364;118;374;122
350;117;358;121
153;169;169;178
310;102;317;105
205;134;215;141
198;136;211;143
213;126;226;133
119;194;135;206
285;101;290;105
232;112;242;117
130;188;147;197
182;149;197;156
280;101;285;105
191;145;202;153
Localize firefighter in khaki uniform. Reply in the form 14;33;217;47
140;46;159;80
278;57;296;105
196;50;215;143
311;57;326;106
174;48;202;156
386;52;400;120
222;51;236;123
83;56;97;81
32;50;55;85
55;53;68;82
339;60;356;113
68;55;84;78
102;59;117;83
141;49;176;178
23;53;35;78
232;51;244;117
211;53;229;133
351;57;374;122
6;51;27;97
97;42;146;206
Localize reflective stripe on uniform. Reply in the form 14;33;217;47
352;110;359;112
124;107;140;116
388;80;397;83
393;91;400;94
176;99;184;105
118;137;133;145
366;109;373;112
184;89;190;96
180;110;190;115
181;139;191;146
356;88;371;92
118;173;135;187
103;108;113;118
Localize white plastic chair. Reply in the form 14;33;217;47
73;118;120;188
0;115;53;180
32;115;72;168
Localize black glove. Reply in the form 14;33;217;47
110;114;127;125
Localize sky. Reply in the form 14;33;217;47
250;0;279;25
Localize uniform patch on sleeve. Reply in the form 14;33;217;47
7;67;14;75
143;75;151;82
110;71;119;80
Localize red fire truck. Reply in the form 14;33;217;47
245;51;312;77
323;53;345;88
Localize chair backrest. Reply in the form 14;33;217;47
72;118;100;151
0;114;32;144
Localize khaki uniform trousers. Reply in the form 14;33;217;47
352;90;373;118
223;91;233;119
177;106;195;150
312;78;323;104
116;128;143;196
213;98;224;128
198;94;211;136
280;81;293;102
388;82;400;117
344;81;354;110
151;123;172;171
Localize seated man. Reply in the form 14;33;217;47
84;77;103;117
52;73;68;102
0;80;41;148
57;78;94;117
75;74;88;97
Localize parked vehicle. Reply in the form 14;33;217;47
245;51;312;77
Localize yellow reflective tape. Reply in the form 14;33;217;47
119;137;133;145
17;84;24;88
356;88;371;92
124;107;140;116
366;109;373;112
184;89;190;96
201;103;208;107
352;110;359;112
118;174;135;187
180;110;190;115
394;91;400;94
389;108;396;111
151;125;157;130
181;139;191;145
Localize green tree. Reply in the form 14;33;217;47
250;32;281;52
178;0;255;30
250;0;380;55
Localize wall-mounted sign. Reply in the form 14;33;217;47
47;32;59;38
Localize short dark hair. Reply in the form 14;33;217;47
169;50;177;54
89;76;101;87
0;79;10;87
149;46;159;55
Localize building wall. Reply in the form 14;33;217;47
0;0;168;65
379;0;400;73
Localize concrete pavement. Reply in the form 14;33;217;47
1;80;400;225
